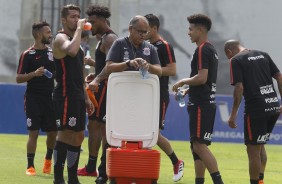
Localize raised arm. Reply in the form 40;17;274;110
52;19;86;58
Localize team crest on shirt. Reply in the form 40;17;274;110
123;50;130;61
56;119;61;127
47;52;54;61
68;117;77;127
143;47;150;56
27;118;32;127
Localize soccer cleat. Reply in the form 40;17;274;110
77;166;98;177
173;160;184;182
259;180;264;184
95;177;108;184
26;166;36;176
42;159;52;174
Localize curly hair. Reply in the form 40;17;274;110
187;14;212;31
86;5;111;18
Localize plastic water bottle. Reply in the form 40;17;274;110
83;22;92;30
85;50;91;69
44;69;53;78
139;61;149;79
176;88;185;107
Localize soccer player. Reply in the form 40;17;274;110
224;40;282;184
77;5;118;182
16;21;57;176
172;14;224;184
52;4;94;184
89;15;162;184
144;13;184;182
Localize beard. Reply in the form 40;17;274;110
42;37;51;45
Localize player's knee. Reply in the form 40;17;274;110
192;151;201;161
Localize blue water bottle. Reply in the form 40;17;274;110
44;69;53;78
176;88;185;107
139;60;149;79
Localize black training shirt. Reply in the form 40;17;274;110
53;33;85;99
230;49;280;117
17;47;54;97
189;42;218;105
151;38;176;100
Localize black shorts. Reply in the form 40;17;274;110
25;95;57;132
244;113;279;145
88;80;107;123
53;96;86;132
159;97;169;130
187;103;216;145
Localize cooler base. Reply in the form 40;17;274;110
109;178;157;184
106;148;160;183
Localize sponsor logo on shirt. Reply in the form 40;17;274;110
211;83;217;92
265;97;279;103
248;55;264;61
260;85;274;95
264;106;280;112
29;50;36;54
156;41;162;45
35;56;41;60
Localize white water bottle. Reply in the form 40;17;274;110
43;69;53;78
176;88;185;107
85;50;91;69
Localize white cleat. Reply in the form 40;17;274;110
173;160;184;182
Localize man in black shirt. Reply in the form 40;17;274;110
77;6;118;183
52;4;94;184
144;13;184;182
16;21;57;176
224;40;282;184
173;14;224;184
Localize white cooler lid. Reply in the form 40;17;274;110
106;71;160;148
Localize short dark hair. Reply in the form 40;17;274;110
61;4;80;18
32;21;50;38
187;14;212;31
86;5;111;18
144;14;160;30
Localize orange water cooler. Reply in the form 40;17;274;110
106;72;161;184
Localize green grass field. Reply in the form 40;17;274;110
0;134;281;184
